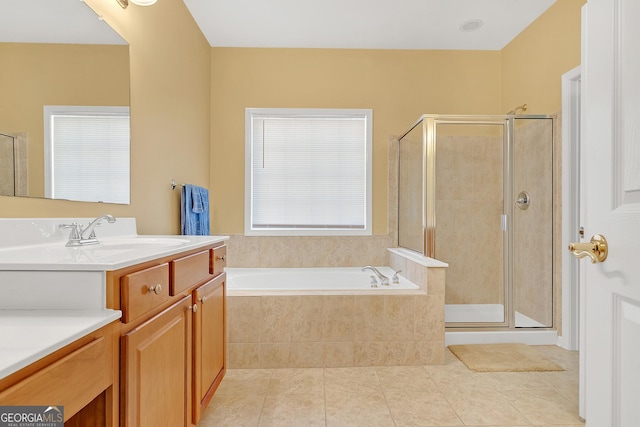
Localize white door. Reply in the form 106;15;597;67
580;0;640;425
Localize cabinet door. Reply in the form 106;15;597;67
122;295;193;427
192;273;225;424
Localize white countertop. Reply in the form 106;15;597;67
0;309;122;380
0;235;229;271
0;217;229;271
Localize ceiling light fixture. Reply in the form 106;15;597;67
116;0;157;8
460;19;483;32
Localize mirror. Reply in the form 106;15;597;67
0;0;130;203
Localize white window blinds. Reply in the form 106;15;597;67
44;106;130;204
245;108;372;236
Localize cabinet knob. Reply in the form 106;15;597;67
216;255;226;262
147;284;162;295
188;303;198;312
199;296;207;304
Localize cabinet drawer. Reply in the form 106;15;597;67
171;250;212;295
210;245;226;276
0;336;110;419
122;263;170;323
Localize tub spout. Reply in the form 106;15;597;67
361;266;390;286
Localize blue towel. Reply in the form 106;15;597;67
181;184;210;235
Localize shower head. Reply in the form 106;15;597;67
507;104;528;115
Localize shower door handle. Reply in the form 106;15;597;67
568;234;608;263
516;191;530;210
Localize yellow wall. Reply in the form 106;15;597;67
0;43;129;198
501;0;586;115
210;48;502;234
0;0;211;235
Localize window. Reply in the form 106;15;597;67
44;105;130;204
245;108;373;236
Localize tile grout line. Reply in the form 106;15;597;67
420;364;466;427
323;368;328;427
255;370;274;427
373;366;401;426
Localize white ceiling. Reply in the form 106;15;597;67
184;0;557;50
0;0;126;44
0;0;556;50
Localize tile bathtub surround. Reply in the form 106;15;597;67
227;293;445;368
199;346;584;427
226;249;447;369
225;234;394;268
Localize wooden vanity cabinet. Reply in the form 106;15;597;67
112;243;226;427
192;273;225;424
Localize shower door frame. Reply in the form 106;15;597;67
0;132;18;197
398;114;555;330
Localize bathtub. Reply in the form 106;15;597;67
224;266;444;368
225;266;421;296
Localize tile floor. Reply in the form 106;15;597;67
199;345;584;427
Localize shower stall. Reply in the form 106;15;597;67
398;115;555;331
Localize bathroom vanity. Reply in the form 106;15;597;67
0;218;228;426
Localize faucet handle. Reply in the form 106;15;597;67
392;270;402;284
58;223;82;240
369;275;379;288
59;223;86;246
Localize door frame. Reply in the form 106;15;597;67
560;65;582;352
561;63;587;419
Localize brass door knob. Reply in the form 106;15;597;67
568;234;608;263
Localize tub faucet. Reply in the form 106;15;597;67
59;214;116;247
361;266;390;286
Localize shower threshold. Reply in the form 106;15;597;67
445;304;546;327
444;304;558;346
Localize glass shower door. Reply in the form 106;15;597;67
0;133;16;196
435;122;507;326
398;122;426;254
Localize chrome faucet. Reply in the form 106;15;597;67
59;214;116;247
361;266;390;286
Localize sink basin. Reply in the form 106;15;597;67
98;237;191;249
26;237;193;264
